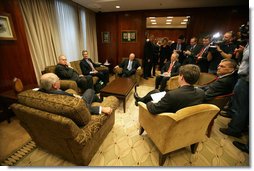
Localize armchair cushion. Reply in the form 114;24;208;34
18;90;91;126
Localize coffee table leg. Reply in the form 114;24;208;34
123;98;126;113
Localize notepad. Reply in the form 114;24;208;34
151;91;166;103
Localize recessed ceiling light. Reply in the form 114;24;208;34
167;16;173;18
166;19;172;22
150;19;156;22
149;17;156;19
181;22;187;24
186;16;190;18
166;22;171;24
151;23;157;25
183;19;188;21
116;6;120;8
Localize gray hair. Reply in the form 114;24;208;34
40;73;59;91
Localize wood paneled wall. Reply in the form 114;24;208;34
96;6;248;66
0;0;37;92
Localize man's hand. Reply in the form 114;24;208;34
102;107;113;115
114;65;119;69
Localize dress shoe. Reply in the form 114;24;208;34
143;77;148;80
149;76;154;78
233;141;249;153
134;92;141;106
219;128;242;138
219;111;232;118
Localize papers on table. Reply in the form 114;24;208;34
32;88;39;91
151;91;166;103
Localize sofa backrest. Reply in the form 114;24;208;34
17;89;91;126
70;60;82;75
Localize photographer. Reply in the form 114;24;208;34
207;31;237;74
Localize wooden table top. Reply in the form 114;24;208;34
100;78;136;96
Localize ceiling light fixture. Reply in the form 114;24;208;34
166;19;172;22
149;17;156;19
167;16;173;18
181;22;187;24
116;6;120;8
151;23;157;25
166;22;171;24
183;19;188;21
150;19;156;22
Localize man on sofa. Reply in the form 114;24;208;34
40;73;113;115
114;53;140;77
55;55;93;92
80;50;109;85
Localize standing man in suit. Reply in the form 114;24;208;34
40;73;113;115
155;52;181;91
80;50;109;84
114;53;140;77
170;35;187;64
183;37;202;65
55;55;93;92
143;34;155;79
134;64;205;114
196;35;212;72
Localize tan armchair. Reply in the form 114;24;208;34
11;89;119;165
166;72;217;90
138;102;219;166
41;60;108;93
113;58;143;85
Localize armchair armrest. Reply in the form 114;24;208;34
60;80;79;93
113;67;123;74
135;66;143;76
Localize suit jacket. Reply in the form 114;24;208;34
147;85;205;114
161;61;181;77
39;89;100;114
80;58;101;75
55;64;79;82
183;44;203;64
202;71;238;101
143;40;155;62
170;42;187;63
119;59;140;73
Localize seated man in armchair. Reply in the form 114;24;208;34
155;52;181;91
114;53;140;77
40;73;113;115
55;55;93;92
80;50;109;85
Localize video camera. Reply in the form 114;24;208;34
208;32;224;52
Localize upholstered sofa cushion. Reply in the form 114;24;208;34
17;90;91;126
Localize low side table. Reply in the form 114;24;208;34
0;84;38;123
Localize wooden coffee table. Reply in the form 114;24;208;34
100;78;136;113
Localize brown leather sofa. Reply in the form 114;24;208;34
41;60;108;93
11;89;119;165
113;58;143;86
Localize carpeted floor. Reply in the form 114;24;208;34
0;76;249;166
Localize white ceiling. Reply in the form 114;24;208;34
72;0;248;13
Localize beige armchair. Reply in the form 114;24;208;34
166;72;217;90
113;58;143;85
11;89;119;165
138;102;219;166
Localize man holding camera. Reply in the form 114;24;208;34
207;31;237;74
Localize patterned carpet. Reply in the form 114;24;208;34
0;78;249;166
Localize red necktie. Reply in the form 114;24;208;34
168;62;173;73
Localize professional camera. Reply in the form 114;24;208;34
208;32;224;52
238;22;249;47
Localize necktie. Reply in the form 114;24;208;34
86;59;95;71
167;62;174;73
176;44;181;50
127;60;132;71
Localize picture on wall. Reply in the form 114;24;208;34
121;30;137;43
102;31;110;43
0;13;16;40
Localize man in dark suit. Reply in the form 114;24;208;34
169;35;187;64
183;37;202;65
79;50;109;84
134;64;205;114
200;59;238;101
114;53;140;77
55;55;93;91
143;34;155;79
155;52;181;91
40;73;113;115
